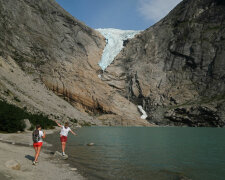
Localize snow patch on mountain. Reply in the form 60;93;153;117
138;105;148;119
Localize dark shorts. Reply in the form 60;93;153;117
60;136;67;142
33;142;43;147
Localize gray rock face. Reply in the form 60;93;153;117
0;0;104;71
103;0;225;126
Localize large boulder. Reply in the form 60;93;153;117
24;119;31;131
5;160;21;170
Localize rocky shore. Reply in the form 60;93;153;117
0;130;84;180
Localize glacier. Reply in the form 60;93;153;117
96;28;140;70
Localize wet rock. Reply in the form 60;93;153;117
54;151;68;160
87;143;94;146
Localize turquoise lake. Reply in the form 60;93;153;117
47;127;225;180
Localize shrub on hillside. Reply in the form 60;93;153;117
0;100;56;133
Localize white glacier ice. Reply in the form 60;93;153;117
96;28;141;70
137;105;148;119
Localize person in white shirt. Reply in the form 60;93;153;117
32;125;46;165
55;121;77;156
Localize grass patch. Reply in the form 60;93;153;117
0;100;56;133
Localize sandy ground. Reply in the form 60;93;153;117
0;130;84;180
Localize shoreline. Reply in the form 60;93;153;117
0;129;84;180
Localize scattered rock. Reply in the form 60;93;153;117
5;160;21;170
87;143;94;146
70;168;77;171
63;163;70;167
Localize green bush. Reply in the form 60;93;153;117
70;118;78;124
0;113;26;133
0;100;56;133
28;114;56;130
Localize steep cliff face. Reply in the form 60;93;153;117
103;0;225;126
0;0;150;126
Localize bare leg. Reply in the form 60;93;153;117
34;147;38;153
34;146;42;162
34;147;37;161
62;142;66;153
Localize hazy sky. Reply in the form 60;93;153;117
55;0;182;30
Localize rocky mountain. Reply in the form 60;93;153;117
1;0;224;127
0;0;150;126
102;0;225;126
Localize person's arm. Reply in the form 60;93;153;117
70;129;77;136
42;131;46;139
54;120;62;127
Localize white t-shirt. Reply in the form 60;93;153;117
60;126;71;137
38;130;44;142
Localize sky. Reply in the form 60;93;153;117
55;0;182;30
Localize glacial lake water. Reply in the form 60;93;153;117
47;127;225;180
